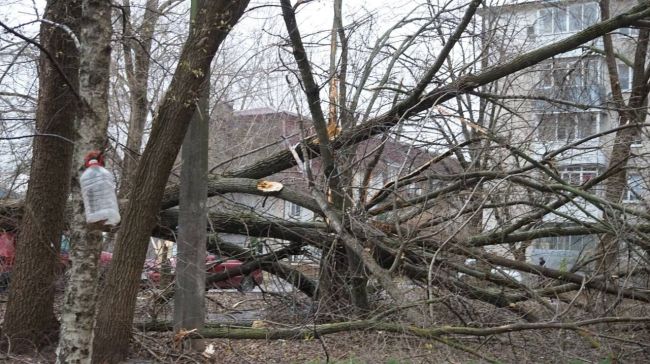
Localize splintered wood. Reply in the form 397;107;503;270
256;180;284;193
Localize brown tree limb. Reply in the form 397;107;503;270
186;316;650;340
161;177;321;213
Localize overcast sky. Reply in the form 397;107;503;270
0;0;476;190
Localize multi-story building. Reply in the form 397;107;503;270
480;0;647;271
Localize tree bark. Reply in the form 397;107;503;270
55;0;113;362
119;0;160;197
162;177;320;213
190;316;650;340
174;0;209;333
281;0;369;311
92;2;249;362
597;0;650;275
2;0;80;351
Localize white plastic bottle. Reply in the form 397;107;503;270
80;157;121;225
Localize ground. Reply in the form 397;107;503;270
1;277;650;363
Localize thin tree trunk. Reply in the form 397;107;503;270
597;0;649;276
174;0;209;333
119;0;160;197
92;2;249;362
55;0;113;362
2;0;80;351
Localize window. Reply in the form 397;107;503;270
619;27;639;38
537;3;599;35
625;174;645;202
539;59;600;89
537;112;599;142
559;166;599;186
368;173;385;190
384;164;401;183
428;178;442;192
553;7;567;33
631;130;643;147
249;238;265;255
406;185;422;198
537;59;604;105
538;8;552;34
288;202;301;217
538;234;594;251
617;64;632;92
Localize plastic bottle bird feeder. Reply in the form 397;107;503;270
80;151;121;226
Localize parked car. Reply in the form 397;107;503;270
0;232;15;290
141;254;263;291
0;231;112;292
0;232;262;292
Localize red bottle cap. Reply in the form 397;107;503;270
84;150;105;168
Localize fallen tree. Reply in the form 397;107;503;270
186;316;650;340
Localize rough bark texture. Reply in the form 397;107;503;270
161;176;320;212
2;0;80;350
55;0;113;362
119;0;160;197
280;3;348;306
191;317;650;340
174;21;209;332
92;2;249;362
597;0;650;274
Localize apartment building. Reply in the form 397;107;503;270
480;0;648;271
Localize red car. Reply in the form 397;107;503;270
0;232;112;291
0;232;15;290
142;254;263;291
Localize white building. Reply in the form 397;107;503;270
480;0;648;271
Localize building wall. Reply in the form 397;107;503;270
481;0;647;270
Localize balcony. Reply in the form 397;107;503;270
533;85;606;111
542;198;604;223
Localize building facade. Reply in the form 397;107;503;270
481;0;648;272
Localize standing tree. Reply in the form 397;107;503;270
2;0;80;350
55;0;113;361
174;0;209;339
597;0;650;275
118;0;183;197
92;2;249;362
3;1;650;362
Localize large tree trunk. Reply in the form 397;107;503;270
92;2;249;362
2;0;80;351
280;0;368;312
55;0;113;362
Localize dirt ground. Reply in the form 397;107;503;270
2;287;650;363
